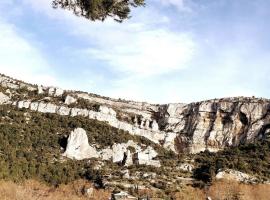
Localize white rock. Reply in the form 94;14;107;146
38;86;44;94
0;92;10;104
178;163;194;172
135;146;160;167
63;128;99;160
30;102;39;111
38;102;57;113
57;106;71;115
99;105;116;117
18;101;31;109
48;88;55;96
216;169;257;183
55;88;64;96
65;95;77;105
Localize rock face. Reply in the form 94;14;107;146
63;128;99;160
160;98;270;153
63;128;160;167
216;169;258;183
1;74;270;154
0;92;10;104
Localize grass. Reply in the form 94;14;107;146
0;180;110;200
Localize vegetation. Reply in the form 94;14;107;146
52;0;145;22
193;140;270;183
0;104;161;186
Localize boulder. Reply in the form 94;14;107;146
134;146;160;167
63;128;99;160
111;191;136;200
216;169;258;183
65;95;77;105
178;163;194;172
0;92;10;104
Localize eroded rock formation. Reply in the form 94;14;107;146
0;74;269;154
63;128;160;167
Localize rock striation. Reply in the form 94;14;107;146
0;74;270;154
63;128;99;160
63;128;160;167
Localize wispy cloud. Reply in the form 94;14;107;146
0;18;57;86
84;29;195;77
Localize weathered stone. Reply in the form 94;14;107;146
38;86;44;94
63;128;99;160
0;92;10;104
134;146;160;167
57;106;71;116
178;163;194;172
111;191;136;200
65;95;77;105
38;102;57;113
18;100;31;109
216;169;258;183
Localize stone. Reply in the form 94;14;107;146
83;187;94;197
55;88;64;96
38;102;57;113
178;163;194;172
111;191;136;200
112;143;126;163
99;105;116;117
121;169;130;179
30;102;39;111
216;169;258;183
38;86;44;94
48;87;55;96
63;128;99;160
0;92;10;104
18;101;31;109
48;87;64;97
57;106;71;116
65;95;77;105
134;146;160;167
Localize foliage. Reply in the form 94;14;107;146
0;105;159;185
193;140;270;183
52;0;145;22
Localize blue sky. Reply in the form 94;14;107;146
0;0;269;103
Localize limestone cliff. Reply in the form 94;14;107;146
0;73;269;154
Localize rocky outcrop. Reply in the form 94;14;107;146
161;98;270;153
0;92;10;104
1;74;270;154
216;169;258;183
63;128;160;167
63;128;99;160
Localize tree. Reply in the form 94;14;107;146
52;0;145;22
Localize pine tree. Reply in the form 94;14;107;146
52;0;145;22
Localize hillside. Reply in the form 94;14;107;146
0;73;269;199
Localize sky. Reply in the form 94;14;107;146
0;0;269;104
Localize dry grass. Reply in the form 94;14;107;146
1;179;270;200
173;186;205;200
0;180;110;200
208;180;270;200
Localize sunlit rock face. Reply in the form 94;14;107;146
63;128;99;160
161;98;270;153
63;128;160;166
0;74;270;154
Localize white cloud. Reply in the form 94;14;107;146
22;0;196;78
0;19;57;86
157;0;191;11
85;30;195;76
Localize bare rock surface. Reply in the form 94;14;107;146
216;169;258;183
63;128;99;160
